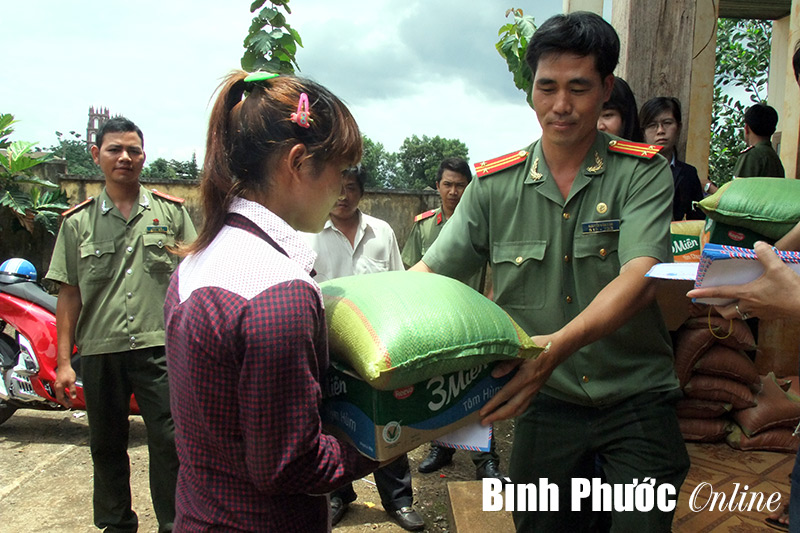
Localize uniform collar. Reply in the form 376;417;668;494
523;133;609;206
98;185;152;220
523;132;609;187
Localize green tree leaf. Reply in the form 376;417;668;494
241;1;302;73
494;8;537;109
395;135;470;190
709;19;771;184
0;113;68;234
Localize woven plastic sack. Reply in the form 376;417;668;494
320;271;543;390
695;178;800;240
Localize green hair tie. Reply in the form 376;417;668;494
244;72;279;83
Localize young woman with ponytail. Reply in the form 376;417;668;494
164;71;380;532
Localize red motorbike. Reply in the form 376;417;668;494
0;258;137;425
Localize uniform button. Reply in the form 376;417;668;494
127;246;133;253
563;212;570;220
95;249;101;256
126;268;133;275
127;292;133;299
566;295;573;303
564;255;570;263
130;336;136;342
128;315;134;322
515;256;524;264
157;240;163;248
582;375;589;383
599;248;607;257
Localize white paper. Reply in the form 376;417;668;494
645;262;699;281
432;421;492;452
694;258;800;305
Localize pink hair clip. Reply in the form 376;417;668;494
290;92;313;128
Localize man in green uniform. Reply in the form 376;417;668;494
412;12;688;532
47;117;196;532
402;157;501;480
732;103;785;178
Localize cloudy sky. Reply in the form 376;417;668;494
4;0;590;167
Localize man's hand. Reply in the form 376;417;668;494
54;363;77;408
687;241;800;320
409;260;434;273
479;334;557;424
55;283;81;408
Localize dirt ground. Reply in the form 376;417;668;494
0;409;514;532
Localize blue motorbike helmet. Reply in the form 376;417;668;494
0;258;38;284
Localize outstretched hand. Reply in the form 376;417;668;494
686;241;800;321
479;335;556;425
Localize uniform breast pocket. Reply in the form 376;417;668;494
492;240;547;310
143;234;177;273
574;234;619;285
79;240;116;283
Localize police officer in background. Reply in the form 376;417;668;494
412;12;689;532
732;103;785;178
47;117;196;532
402;157;502;480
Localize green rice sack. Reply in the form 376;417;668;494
320;271;543;390
695;178;800;240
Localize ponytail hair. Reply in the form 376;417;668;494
186;70;363;255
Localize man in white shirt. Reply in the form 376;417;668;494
303;166;423;532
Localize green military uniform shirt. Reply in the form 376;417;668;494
47;186;197;355
424;132;679;407
732;140;785;178
402;207;485;292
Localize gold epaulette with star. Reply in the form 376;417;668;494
151;189;185;204
414;209;436;223
475;150;529;178
61;197;94;218
607;140;663;160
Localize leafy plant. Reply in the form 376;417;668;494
50;131;96;176
395;135;469;190
361;136;398;189
710;19;772;185
241;0;303;74
0;113;69;235
141;153;199;180
495;8;537;109
360;134;469;190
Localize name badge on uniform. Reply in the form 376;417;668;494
146;225;169;234
582;219;620;234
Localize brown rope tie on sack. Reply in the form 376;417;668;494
707;305;733;340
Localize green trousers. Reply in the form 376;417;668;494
82;346;177;532
509;389;689;533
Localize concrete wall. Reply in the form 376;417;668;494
58;174;440;248
2;162;440;281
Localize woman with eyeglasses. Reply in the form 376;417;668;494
640;96;704;220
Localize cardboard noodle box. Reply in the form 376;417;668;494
700;218;772;250
321;362;511;461
670;220;704;263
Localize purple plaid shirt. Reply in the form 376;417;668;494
165;198;377;532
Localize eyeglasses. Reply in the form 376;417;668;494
644;119;678;132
